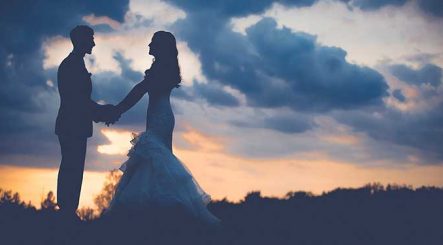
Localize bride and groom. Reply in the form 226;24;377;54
55;25;219;225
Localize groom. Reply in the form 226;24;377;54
55;25;120;219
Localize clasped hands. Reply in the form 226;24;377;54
95;104;122;126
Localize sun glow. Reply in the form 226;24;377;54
0;165;106;209
97;129;133;155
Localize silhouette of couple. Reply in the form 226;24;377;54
55;25;219;225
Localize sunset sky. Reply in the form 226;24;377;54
1;0;443;209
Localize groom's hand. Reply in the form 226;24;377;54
94;104;119;125
94;104;112;123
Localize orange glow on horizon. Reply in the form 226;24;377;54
0;165;106;209
1;126;443;209
172;126;443;202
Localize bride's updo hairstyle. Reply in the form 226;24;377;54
147;31;182;92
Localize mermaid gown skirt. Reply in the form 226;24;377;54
108;94;219;224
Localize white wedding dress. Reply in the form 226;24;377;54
108;89;220;225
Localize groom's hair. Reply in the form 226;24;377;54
70;25;94;45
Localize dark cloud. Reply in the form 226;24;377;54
263;115;314;133
340;0;407;10
165;0;317;19
417;0;443;17
193;82;240;107
339;0;443;18
171;86;195;101
389;63;442;88
172;15;389;112
247;19;389;111
405;53;440;65
392;89;406;102
230;112;315;134
334;101;443;164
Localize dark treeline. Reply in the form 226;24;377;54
1;183;443;245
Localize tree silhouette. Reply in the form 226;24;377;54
40;191;57;211
94;169;121;214
0;188;32;208
77;207;96;221
1;188;21;204
2;183;443;245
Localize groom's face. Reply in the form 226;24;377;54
75;34;95;55
84;35;95;54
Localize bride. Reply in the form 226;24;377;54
107;31;220;225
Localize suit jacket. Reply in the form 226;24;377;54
55;52;101;138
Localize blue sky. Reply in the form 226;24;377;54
1;0;443;203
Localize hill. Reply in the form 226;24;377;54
1;183;442;245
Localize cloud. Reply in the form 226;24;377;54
392;89;406;102
83;14;122;30
263;114;315;133
340;0;407;10
247;19;389;111
334;101;443;164
129;0;186;27
258;1;443;69
165;0;317;19
171;14;389;112
389;63;442;88
339;0;443;18
417;0;443;18
193;82;240;107
231;111;315;134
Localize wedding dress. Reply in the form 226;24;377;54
108;86;220;225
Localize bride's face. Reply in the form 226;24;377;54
148;37;158;57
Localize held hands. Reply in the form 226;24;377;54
97;104;121;126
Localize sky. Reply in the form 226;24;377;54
1;0;443;208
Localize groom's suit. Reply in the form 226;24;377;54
55;51;104;214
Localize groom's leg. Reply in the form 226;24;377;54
57;136;87;215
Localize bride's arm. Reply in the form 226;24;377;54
115;78;151;115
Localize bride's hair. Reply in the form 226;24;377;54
150;31;182;89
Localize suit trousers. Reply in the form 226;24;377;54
57;135;87;214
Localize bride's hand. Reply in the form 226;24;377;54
104;106;121;126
